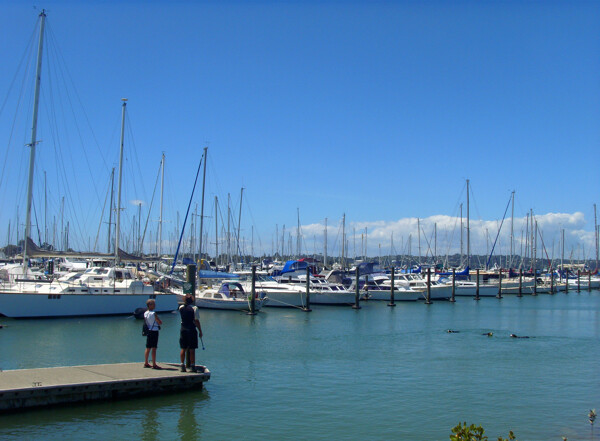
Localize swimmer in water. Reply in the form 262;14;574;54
510;334;530;338
482;332;493;336
446;329;460;333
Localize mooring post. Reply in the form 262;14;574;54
588;271;592;292
388;266;396;307
577;269;581;293
532;270;538;296
517;270;523;297
475;269;480;301
496;268;503;299
565;269;569;294
450;268;456;302
425;268;432;304
185;263;197;368
247;265;257;315
550;271;554;294
353;266;361;309
304;265;311;312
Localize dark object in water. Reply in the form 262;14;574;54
510;333;530;339
482;332;493;337
133;307;147;320
446;329;460;333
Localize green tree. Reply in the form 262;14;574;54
450;422;516;441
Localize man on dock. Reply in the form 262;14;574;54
179;294;203;373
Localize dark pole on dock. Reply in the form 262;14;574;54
388;266;396;307
425;268;432;304
353;266;361;309
450;268;456;302
588;271;591;292
304;265;311;312
550;270;554;294
532;270;538;296
565;269;569;294
496;268;503;299
185;264;197;368
247;265;257;315
518;269;523;297
475;269;480;301
577;269;581;293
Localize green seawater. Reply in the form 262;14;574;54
0;292;599;440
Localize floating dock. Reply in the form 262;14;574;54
0;362;210;412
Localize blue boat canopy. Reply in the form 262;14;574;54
280;260;309;275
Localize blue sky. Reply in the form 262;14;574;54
0;0;599;259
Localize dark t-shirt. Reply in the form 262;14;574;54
179;304;196;331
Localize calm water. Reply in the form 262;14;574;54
1;292;599;440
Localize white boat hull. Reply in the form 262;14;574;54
0;292;178;318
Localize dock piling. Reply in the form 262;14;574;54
388;267;396;307
247;265;257;315
496;268;503;299
518;270;523;297
577;270;581;293
353;266;361;309
475;269;480;301
425;268;432;304
304;265;311;312
450;268;456;302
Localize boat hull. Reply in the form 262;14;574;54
195;298;267;311
0;292;178;318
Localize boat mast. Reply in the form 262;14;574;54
341;213;346;270
106;168;115;253
227;193;231;265
237;187;244;263
114;99;127;264
510;191;515;268
595;203;598;271
460;203;463;267
158;154;164;257
23;10;46;268
214;196;218;266
417;218;421;265
466;179;470;268
198;147;208;261
296;208;301;258
324;218;327;268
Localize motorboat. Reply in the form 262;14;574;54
195;281;268;311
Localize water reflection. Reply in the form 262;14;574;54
141;408;160;441
177;393;202;440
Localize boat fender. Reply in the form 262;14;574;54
133;307;147;320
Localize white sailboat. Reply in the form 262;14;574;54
0;12;177;318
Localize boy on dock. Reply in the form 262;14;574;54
144;299;163;369
179;294;203;373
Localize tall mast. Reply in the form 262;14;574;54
237;187;244;262
296;208;301;257
198;147;208;260
157;154;164;257
44;171;47;245
227;193;231;265
114;98;127;264
107;168;115;253
460;203;463;266
214;196;218;266
324;218;328;268
341;214;346;270
510;191;515;267
594;203;598;271
23;10;47;268
561;228;565;276
417;218;421;265
530;209;534;271
466;179;470;268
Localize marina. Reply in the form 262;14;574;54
1;2;599;440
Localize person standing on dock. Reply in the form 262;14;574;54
179;294;203;373
143;299;163;369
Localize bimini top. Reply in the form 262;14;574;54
281;260;309;275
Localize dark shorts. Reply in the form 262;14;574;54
180;328;198;349
146;330;159;348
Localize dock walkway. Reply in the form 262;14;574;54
0;362;210;412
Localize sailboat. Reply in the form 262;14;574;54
0;11;178;318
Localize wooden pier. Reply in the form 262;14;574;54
0;362;210;412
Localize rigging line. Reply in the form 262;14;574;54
171;153;204;275
124;112;149;204
0;34;36;196
93;170;112;252
485;194;512;269
140;160;162;254
46;28;101;204
45;22;107;170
